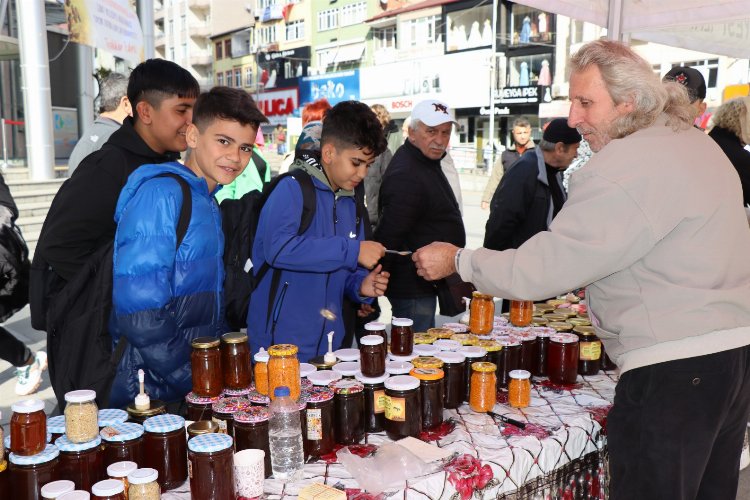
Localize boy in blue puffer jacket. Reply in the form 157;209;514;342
248;101;390;363
109;87;268;408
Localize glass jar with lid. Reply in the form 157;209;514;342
451;333;479;346
383;375;421;440
435;351;466;409
221;332;252;390
390;318;414;356
531;327;554;377
187;433;235;500
413;343;439;357
64;390;99;444
47;415;66;445
441;323;468;334
414;332;438;345
495;336;522;387
253;348;270;396
385;360;413;376
410;368;444;430
142;414;187;490
574;326;602;376
513;331;539;374
268;344;301;401
187;420;219;440
127;468;161;500
106;461;137;499
359;335;386;378
547;320;573;332
100;422;144;468
469;292;494;334
510;300;534;327
233;407;271;477
11;399;47;456
329;379;365;445
411;356;444;370
41;479;75;499
459;346;488;402
469;362;497;413
434;339;462;352
212;397;252;436
354;372;389;434
9;443;60;500
55;435;104;491
185;392;220;422
126;400;166;425
547;333;580;385
301;387;335;458
508;370;532;408
364;321;388;346
427;327;456;339
476;340;502;389
91;479;125;500
191;337;223;398
332;361;361;379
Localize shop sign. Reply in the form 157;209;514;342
479;105;511;116
300;70;360;106
256;88;298;117
498;86;541;104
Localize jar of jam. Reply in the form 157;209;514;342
11;399;47;456
390;318;414;356
411;356;444;370
332;361;361;379
307;370;342;386
100;423;144;468
55;435;104;491
268;344;301;401
187;420;219;439
335;348;361;362
384;375;421;440
469;292;495;334
185;392;220;422
58;491;90;500
476;340;502;384
364;321;388;346
547;333;580;385
126;401;166;424
513;331;539;374
574;326;602;376
410;368;444;430
435;351;466;409
531;327;554;377
106;461;136;498
329;379;365;445
360;335;386;377
9;444;59;500
221;332;252;390
41;479;75;499
47;415;66;445
253;348;270;396
385;361;413;376
301;387;335;458
354;372;389;433
191;337;223;398
212;397;252;436
510;300;534;327
127;468;160;499
434;339;461;352
413;344;439;357
495;336;522;387
233;407;271;477
459;346;487;402
547;320;573;332
441;323;468;334
451;333;479;346
142;414;187;490
414;332;438;345
187;433;235;500
469;362;497;413
91;479;125;499
97;410;127;429
508;370;531;408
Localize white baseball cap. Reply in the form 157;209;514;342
411;99;457;127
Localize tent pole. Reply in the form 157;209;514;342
607;0;624;41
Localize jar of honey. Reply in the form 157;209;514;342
268;344;301;401
9;444;59;500
97;409;128;429
469;292;494;334
508;370;531;408
126;400;166;424
221;332;252;390
410;368;444;430
253;348;270;396
91;478;126;500
390;318;414;356
531;327;554;377
187;433;235;500
55;435;104;492
10;399;46;456
100;422;144;468
187;420;219;440
191;337;223;398
142;414;187;490
329;379;365;445
435;351;466;409
354;373;389;434
359;335;386;378
233;407;271;477
574;326;602;376
510;300;534;327
383;376;421;440
364;321;388;346
301;387;335;458
469;362;497;413
547;333;580;385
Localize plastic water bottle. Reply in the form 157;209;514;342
268;386;304;480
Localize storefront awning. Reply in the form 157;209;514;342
333;44;365;64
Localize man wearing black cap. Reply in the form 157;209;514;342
663;65;707;124
484;118;580;251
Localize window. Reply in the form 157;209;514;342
446;5;492;51
215;41;223;59
245;66;253;87
234;68;242;87
373;27;397;50
257;25;277;45
224;39;232;58
216;72;224;86
257;0;273;8
318;8;338;32
286;20;304;41
181;43;187;62
169;47;175;61
401;15;441;48
675;59;719;88
226;70;234;87
340;2;366;27
508;6;554;46
168;20;173;36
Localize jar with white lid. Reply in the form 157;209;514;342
41;479;75;499
65;390;99;443
91;478;125;500
332;361;361;378
307;370;342;386
106;461;137;498
11;399;47;456
59;491;91;500
390;318;414;356
127;468;160;500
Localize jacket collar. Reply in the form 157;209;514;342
403;139;445;166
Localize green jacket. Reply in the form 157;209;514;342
215;148;270;203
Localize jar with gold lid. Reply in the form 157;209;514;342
410;368;445;429
533;303;555;315
268;344;301;401
573;326;602;376
543;313;569;323
469;292;494;334
187;420;219;439
191;337;222;398
548;321;573;333
469;362;497;413
531;317;548;326
126;400;166;424
221;332;252;390
427;327;455;339
546;299;568;307
411;356;444;370
568;317;591;327
414;332;438;345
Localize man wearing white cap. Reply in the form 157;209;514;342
374;99;466;331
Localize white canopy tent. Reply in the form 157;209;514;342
513;0;750;59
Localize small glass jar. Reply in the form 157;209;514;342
106;461;137;499
185;392;220;422
10;399;46;456
383;375;422;440
301;387;335;458
510;300;534;327
329;379;365;445
64;390;99;444
413;343;439;357
513;331;539;374
142;414;187;490
332;361;361;379
9;444;60;500
91;479;126;500
268;344;301;401
41;479;75;499
469;292;495;334
233;407;271;477
434;339;462;352
97;410;128;429
47;415;66;445
307;370;342;387
100;423;144;469
531;327;554;377
495;336;522;387
58;491;90;500
364;321;388;347
390;318;414;356
126;401;166;425
385;360;413;376
411;356;444;370
221;332;252;390
547;320;573;332
187;420;219;439
459;346;488;402
354;372;389;434
547;333;580;385
191;337;223;398
574;326;602;376
253;348;270;396
55;435;104;491
469;362;497;413
476;340;502;390
212;397;252;436
508;370;531;408
414;332;438;345
435;351;466;409
360;335;386;377
187;433;235;500
126;468;161;500
410;368;444;430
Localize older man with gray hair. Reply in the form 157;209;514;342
67;72;131;175
413;40;750;499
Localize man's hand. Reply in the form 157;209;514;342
413;242;460;281
357;303;376;318
481;201;489;210
360;264;389;297
358;241;386;269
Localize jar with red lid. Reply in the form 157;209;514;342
531;327;554;377
9;443;59;500
191;337;223;398
435;351;466;409
459;346;487;402
364;321;388;347
547;333;580;385
359;335;386;377
187;433;235;500
212;397;252;436
11;399;47;456
410;368;444;430
55;435;104;491
469;292;494;334
383;375;422;440
495;336;522;387
510;300;534;327
574;326;602;376
185;392;220;422
221;332;252;390
390;318;414;356
354;373;389;433
91;478;126;500
329;379;365;445
100;422;144;469
142;414;187;490
301;387;335;458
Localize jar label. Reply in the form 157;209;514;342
188;458;193;479
580;341;602;361
212;417;228;434
306;409;323;440
384;396;406;421
373;390;386;414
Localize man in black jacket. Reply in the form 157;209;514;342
375;99;465;331
31;59;199;329
484;118;580;252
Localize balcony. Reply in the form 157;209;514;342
190;52;212;67
155;7;164;21
155;35;165;48
189;23;211;39
188;0;209;10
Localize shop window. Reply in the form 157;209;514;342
400;15;441;48
446;4;492;52
506;53;554;88
508;6;554;47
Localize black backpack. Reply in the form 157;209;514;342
45;174;192;409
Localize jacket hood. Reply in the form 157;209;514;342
291;154;355;198
107;117;181;163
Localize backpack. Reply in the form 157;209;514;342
45;173;192;409
220;169;368;331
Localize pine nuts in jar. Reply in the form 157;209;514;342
127;468;160;500
64;390;99;444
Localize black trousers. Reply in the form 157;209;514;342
0;325;32;367
608;345;750;500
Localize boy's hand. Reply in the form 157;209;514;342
360;264;389;298
358;241;386;269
